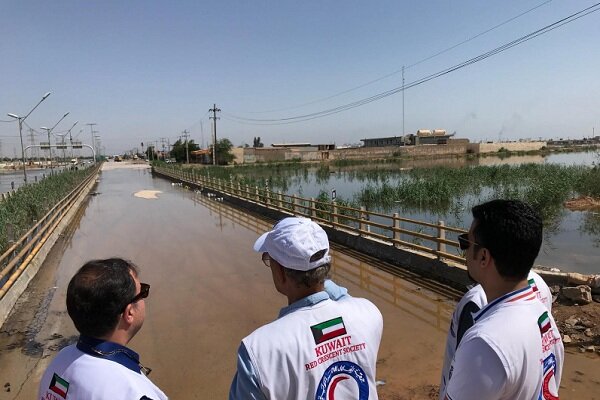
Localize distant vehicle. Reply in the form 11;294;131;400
114;155;123;162
70;158;78;165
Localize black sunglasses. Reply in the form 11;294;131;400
458;233;481;251
130;283;150;304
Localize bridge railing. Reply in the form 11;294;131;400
0;165;100;298
155;165;468;267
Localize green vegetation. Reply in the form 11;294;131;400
354;164;600;228
0;168;93;253
170;139;200;163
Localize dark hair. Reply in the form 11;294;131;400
283;264;331;288
66;258;138;338
472;199;542;280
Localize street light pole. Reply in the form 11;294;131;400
55;121;78;165
7;92;52;183
86;123;97;164
41;112;70;175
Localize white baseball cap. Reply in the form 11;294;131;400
253;217;331;271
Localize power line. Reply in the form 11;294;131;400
224;2;600;125
239;0;553;114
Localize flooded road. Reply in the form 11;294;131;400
0;163;598;399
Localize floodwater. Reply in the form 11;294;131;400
0;163;597;399
236;151;600;274
0;165;76;193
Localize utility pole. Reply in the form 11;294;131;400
209;104;221;165
159;137;167;160
86;123;97;164
182;129;190;164
28;128;37;165
402;65;405;136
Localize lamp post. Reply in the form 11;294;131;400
41;112;70;175
94;134;101;160
55;121;78;164
7;92;52;183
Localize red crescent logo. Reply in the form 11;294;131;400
542;370;559;400
328;376;350;400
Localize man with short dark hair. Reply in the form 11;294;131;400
441;200;563;400
38;258;167;399
229;217;383;400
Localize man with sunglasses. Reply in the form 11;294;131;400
38;258;167;400
440;200;563;400
439;247;553;397
229;217;383;400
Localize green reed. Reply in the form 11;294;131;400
0;168;94;253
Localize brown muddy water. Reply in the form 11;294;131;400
0;163;597;399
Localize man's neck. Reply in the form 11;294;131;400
287;284;325;305
484;277;529;303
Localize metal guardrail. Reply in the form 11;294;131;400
154;165;468;267
0;165;100;298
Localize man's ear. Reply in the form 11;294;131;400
121;303;135;324
480;248;492;267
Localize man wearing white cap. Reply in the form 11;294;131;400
229;217;383;400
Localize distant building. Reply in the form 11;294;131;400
271;143;335;150
360;136;410;147
361;129;455;147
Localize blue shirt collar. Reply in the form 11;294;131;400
76;335;143;374
278;291;329;319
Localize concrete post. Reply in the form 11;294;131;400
360;206;366;235
393;213;401;248
437;220;446;258
332;201;338;227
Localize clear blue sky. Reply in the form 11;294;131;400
1;0;599;156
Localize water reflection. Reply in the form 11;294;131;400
189;191;455;332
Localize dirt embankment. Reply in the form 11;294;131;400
552;296;600;353
564;196;600;211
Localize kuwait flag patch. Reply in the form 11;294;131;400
538;311;551;335
49;373;69;398
528;278;539;293
311;317;347;344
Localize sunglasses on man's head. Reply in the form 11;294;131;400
458;233;480;251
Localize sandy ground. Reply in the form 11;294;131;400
0;164;598;399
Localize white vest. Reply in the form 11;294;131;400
440;270;552;397
445;287;563;399
243;297;383;400
38;345;168;400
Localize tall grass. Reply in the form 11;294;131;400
0;168;93;253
